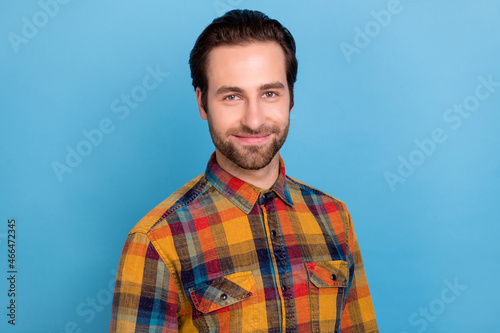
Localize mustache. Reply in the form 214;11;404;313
227;125;281;136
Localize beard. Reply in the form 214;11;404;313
207;116;290;170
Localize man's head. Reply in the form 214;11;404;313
189;10;298;171
189;9;298;112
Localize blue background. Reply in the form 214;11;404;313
1;0;499;332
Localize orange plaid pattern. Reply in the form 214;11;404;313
110;153;378;332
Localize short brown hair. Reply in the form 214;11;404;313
189;9;298;112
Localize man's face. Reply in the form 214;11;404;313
197;42;292;170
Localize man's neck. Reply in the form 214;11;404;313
214;150;280;190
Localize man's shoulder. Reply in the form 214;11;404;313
286;175;348;211
129;173;209;235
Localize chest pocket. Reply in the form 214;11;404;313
188;271;258;332
306;260;349;332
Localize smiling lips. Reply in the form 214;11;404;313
232;134;271;145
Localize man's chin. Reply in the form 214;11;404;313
222;147;276;170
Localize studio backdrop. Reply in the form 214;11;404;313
1;0;499;332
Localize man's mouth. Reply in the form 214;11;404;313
232;134;271;145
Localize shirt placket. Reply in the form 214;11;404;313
260;191;297;333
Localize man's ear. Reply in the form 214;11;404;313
196;87;208;120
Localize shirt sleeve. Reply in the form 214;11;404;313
340;211;379;333
110;232;179;332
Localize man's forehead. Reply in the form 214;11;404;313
205;41;287;89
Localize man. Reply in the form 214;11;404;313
111;9;378;332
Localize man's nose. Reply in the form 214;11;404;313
241;99;265;131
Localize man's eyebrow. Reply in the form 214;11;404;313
215;82;286;96
215;86;244;96
260;82;285;91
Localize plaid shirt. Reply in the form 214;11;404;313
110;154;378;332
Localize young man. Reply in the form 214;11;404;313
111;10;378;332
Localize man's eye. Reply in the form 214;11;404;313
263;92;277;98
225;95;239;101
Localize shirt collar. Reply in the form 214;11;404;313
205;152;294;214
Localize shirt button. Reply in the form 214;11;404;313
270;230;277;237
281;285;287;292
220;293;227;301
331;274;337;281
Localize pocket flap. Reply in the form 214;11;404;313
305;261;349;288
189;271;256;313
